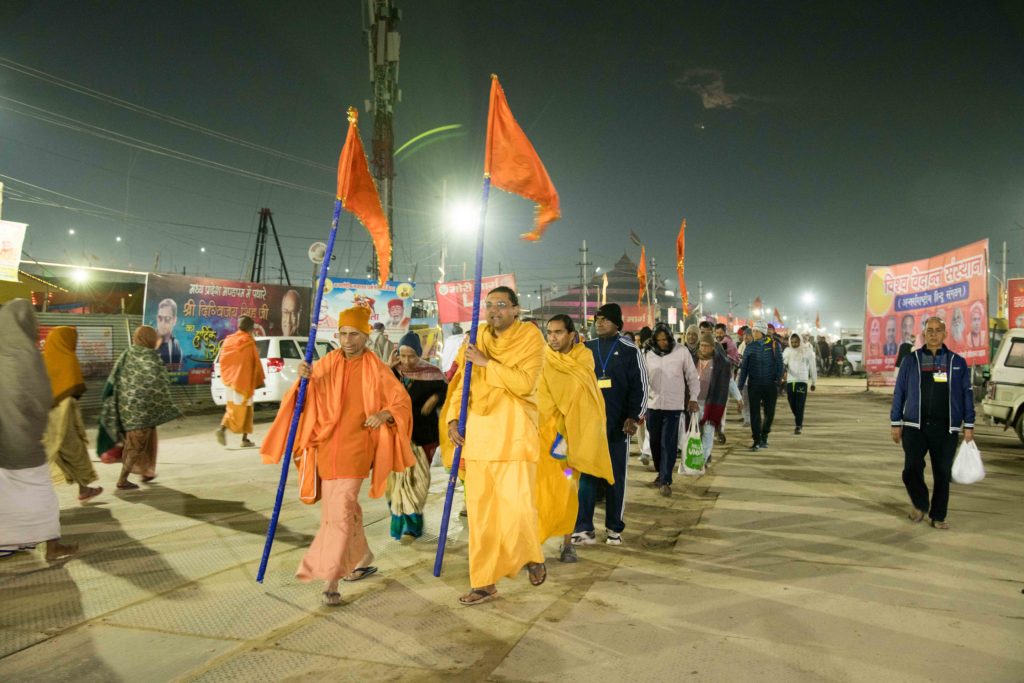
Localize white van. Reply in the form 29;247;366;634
211;336;336;406
982;327;1024;442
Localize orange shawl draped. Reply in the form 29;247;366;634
218;331;264;398
261;349;415;502
42;326;86;405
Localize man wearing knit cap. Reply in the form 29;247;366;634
738;320;785;451
261;305;415;606
572;302;648;546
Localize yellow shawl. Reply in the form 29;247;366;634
42;326;86;406
539;343;614;483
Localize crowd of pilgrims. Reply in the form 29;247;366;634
0;292;818;607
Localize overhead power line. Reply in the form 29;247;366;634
0;55;335;173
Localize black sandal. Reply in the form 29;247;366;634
527;562;547;586
342;566;378;582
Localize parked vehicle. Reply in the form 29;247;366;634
982;328;1024;443
845;340;863;374
211;336;335;406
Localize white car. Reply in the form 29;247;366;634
983;328;1024;442
211;336;336;406
845;341;863;374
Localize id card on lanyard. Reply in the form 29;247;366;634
597;338;619;389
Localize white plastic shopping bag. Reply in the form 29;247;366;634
951;439;985;485
678;414;704;477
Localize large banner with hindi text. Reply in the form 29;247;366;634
435;274;517;324
316;277;415;343
143;274;311;384
864;239;988;386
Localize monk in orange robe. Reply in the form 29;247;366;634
261;305;415;606
444;286;547;605
216;316;264;448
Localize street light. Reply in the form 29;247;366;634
115;235;122;242
802;291;815;306
68;228;75;235
705;292;713;301
447;201;478;235
200;247;206;253
70;268;88;284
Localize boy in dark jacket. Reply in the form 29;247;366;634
890;316;974;529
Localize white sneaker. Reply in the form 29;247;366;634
605;532;622;546
571;531;596;545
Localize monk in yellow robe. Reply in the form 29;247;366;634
261;305;415;606
443;286;546;605
537;315;613;564
41;326;103;502
216;316;264;448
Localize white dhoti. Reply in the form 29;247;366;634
0;464;61;552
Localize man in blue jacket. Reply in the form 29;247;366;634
738;321;784;451
891;316;974;529
572;303;648;546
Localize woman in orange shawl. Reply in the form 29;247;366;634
261;306;414;606
42;326;103;503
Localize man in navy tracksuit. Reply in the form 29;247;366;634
573;303;648;546
738;321;784;450
891;316;974;529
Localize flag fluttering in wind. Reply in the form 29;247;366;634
637;245;648;305
628;230;643;247
676;218;687;315
484;76;560;241
337;108;390;286
773;307;784;326
753;296;763;316
601;272;609;306
815;311;821;329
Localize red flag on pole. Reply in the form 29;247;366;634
753;296;763;314
815;311;821;329
773;307;784;325
484;75;561;241
337;108;390;287
637;245;648;306
676;218;687;315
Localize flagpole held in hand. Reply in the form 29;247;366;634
434;176;490;577
257;201;341;583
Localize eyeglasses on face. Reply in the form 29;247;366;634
484;301;514;310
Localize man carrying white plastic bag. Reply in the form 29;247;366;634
890;316;975;530
951;440;985;485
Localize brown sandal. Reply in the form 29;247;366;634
930;519;950;530
459;588;497;605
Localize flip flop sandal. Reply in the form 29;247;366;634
321;591;342;606
527;562;547;586
116;482;140;490
78;487;103;503
142;475;157;483
931;520;950;530
459;588;497;606
907;509;925;523
342;566;378;582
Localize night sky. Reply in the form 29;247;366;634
2;1;1022;328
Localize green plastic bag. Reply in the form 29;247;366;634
682;415;705;475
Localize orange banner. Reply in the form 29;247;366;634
864;239;989;383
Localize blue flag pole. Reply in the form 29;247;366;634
256;200;342;584
433;176;491;577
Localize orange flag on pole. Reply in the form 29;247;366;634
637;245;648;306
676;218;688;315
815;311;821;329
337;108;390;287
773;307;784;325
601;272;609;306
484;75;561;241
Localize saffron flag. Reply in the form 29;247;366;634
773;307;784;326
337;108;390;287
601;272;608;306
676;219;687;315
637;245;648;306
753;296;763;315
815;311;821;329
484;75;561;241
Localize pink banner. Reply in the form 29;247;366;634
435;274;517;324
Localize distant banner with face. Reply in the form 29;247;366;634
435;274;517;324
143;274;311;384
0;220;27;282
318;277;414;343
864;239;989;386
1008;278;1024;329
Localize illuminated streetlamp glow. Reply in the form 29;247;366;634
68;228;75;235
705;292;714;301
447;201;478;235
70;269;89;283
200;247;206;253
802;291;815;306
115;235;122;242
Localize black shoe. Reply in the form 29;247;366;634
794;427;802;435
651;476;663;488
759;439;768;449
749;443;760;452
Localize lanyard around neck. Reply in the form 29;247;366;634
597;337;619;377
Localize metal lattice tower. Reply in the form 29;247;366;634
363;0;401;280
